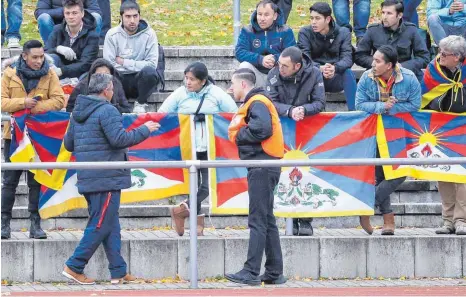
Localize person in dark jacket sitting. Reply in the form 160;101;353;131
67;58;131;113
235;0;296;87
266;46;325;236
298;2;357;110
226;68;286;286
62;73;160;285
35;0;102;43
45;0;99;80
354;0;430;82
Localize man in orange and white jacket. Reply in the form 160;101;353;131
226;68;286;286
1;40;65;240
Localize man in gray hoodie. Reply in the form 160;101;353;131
103;0;159;113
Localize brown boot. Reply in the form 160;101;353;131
359;216;373;235
197;214;205;236
170;202;189;236
62;265;95;285
381;213;395;235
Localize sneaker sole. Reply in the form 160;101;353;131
62;271;95;285
225;275;260;286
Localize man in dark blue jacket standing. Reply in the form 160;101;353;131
45;0;99;80
62;73;159;285
235;0;296;87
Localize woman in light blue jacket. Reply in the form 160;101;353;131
159;62;238;237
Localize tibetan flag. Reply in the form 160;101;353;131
208;112;377;217
377;111;466;183
208;113;249;214
9;112;192;219
421;57;466;109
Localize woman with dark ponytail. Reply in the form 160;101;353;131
159;62;237;237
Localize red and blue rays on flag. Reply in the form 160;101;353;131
378;111;466;183
279;113;377;214
209;113;249;214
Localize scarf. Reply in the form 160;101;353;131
421;56;466;109
375;68;397;102
15;56;50;94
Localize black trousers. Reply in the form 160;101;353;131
120;66;159;104
244;167;283;278
1;139;40;217
186;151;209;214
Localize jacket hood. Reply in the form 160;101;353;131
280;53;314;82
244;87;272;104
1;54;56;71
60;10;97;34
250;6;285;32
117;19;150;38
72;94;108;123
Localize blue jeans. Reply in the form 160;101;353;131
324;69;357;111
332;0;370;38
66;191;127;279
97;0;111;43
1;0;22;44
427;14;466;45
37;12;102;44
402;0;422;27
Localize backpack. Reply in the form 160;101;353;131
156;43;166;91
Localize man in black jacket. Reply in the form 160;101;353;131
226;68;286;286
266;46;325;236
35;0;101;43
45;0;99;80
298;2;357;110
354;0;430;81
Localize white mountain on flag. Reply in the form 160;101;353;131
402;143;466;174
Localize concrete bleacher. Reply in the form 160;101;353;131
2;46;462;283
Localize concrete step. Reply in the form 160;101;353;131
2;228;465;282
8;202;444;231
1;46;366;77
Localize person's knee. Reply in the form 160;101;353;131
140;66;158;81
239;61;256;71
91;12;102;29
427;14;440;27
37;13;53;25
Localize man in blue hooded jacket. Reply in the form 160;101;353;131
61;73;159;285
235;0;296;87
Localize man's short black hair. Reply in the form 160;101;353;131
309;2;332;18
62;0;84;11
256;0;279;13
280;46;303;64
233;68;256;86
381;0;404;14
23;40;43;54
120;0;140;16
377;45;398;67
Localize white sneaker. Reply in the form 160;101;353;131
7;37;20;49
133;102;148;114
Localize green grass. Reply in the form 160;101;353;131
19;0;428;46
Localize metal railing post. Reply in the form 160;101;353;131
285;218;293;236
233;0;241;44
188;163;199;289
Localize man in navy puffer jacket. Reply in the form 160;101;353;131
61;73;159;285
235;0;296;87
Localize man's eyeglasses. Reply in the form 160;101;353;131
439;51;456;58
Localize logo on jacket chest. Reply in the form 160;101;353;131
252;39;261;48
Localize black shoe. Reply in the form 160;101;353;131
1;214;11;239
29;213;47;239
259;274;287;284
292;219;299;235
225;270;260;286
298;218;313;236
